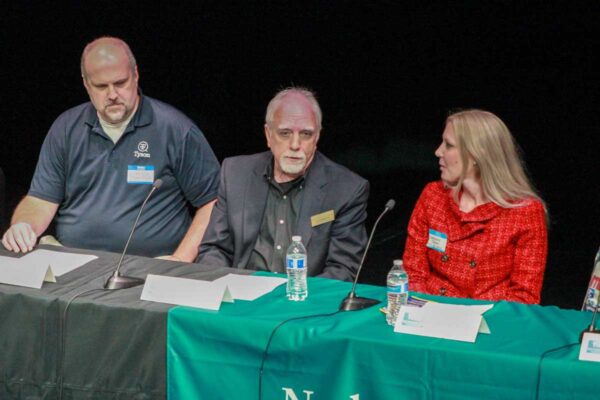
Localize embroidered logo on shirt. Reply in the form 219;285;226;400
134;141;151;158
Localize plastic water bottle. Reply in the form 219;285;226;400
286;236;308;301
386;259;408;325
583;247;600;311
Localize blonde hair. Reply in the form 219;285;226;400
447;109;546;212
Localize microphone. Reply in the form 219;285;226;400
579;254;600;342
339;199;396;311
104;179;163;290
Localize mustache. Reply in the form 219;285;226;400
283;151;306;159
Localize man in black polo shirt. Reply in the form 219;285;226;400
2;37;220;261
198;88;369;281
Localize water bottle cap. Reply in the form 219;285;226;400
393;259;403;266
292;235;302;242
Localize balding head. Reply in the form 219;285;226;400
265;87;322;130
80;37;140;124
80;37;137;81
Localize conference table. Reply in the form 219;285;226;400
0;245;251;399
168;276;600;400
2;246;600;399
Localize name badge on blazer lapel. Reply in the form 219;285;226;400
311;210;335;227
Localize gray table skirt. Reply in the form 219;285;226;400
0;245;250;399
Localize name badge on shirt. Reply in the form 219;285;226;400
127;165;155;184
426;229;447;252
311;210;335;227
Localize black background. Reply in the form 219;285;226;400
2;1;598;309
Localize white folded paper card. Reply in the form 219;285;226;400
20;250;98;278
140;274;234;310
0;256;49;289
212;273;287;300
394;302;494;342
579;331;600;362
0;250;98;289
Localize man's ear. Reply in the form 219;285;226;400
264;123;272;149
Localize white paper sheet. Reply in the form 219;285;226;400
0;250;97;289
0;255;49;288
579;332;600;362
394;302;493;342
140;274;234;310
212;273;287;301
19;249;98;277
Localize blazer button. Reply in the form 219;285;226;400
441;253;449;262
469;260;477;268
439;287;446;295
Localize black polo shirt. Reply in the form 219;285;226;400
29;94;220;256
248;161;305;272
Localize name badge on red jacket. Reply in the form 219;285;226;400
427;229;447;252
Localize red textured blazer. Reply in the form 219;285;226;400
403;181;548;304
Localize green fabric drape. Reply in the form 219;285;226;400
168;274;600;399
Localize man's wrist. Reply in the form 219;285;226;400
11;221;34;233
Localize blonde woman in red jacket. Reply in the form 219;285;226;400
403;109;548;304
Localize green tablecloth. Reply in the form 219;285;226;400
168;275;600;399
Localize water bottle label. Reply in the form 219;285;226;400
287;258;305;269
388;285;400;293
387;282;408;293
585;288;599;312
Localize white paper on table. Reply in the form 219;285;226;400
394;302;494;342
479;316;491;334
140;274;234;310
579;332;600;362
0;255;49;289
212;273;287;301
20;249;98;279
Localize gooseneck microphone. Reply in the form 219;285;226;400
339;199;396;311
580;300;600;342
104;179;163;290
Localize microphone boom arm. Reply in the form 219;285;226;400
104;179;163;290
340;199;395;311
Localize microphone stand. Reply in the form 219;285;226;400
580;296;600;343
339;200;395;312
105;180;162;290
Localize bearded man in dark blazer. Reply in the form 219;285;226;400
198;87;369;281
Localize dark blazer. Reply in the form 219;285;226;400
198;151;369;281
